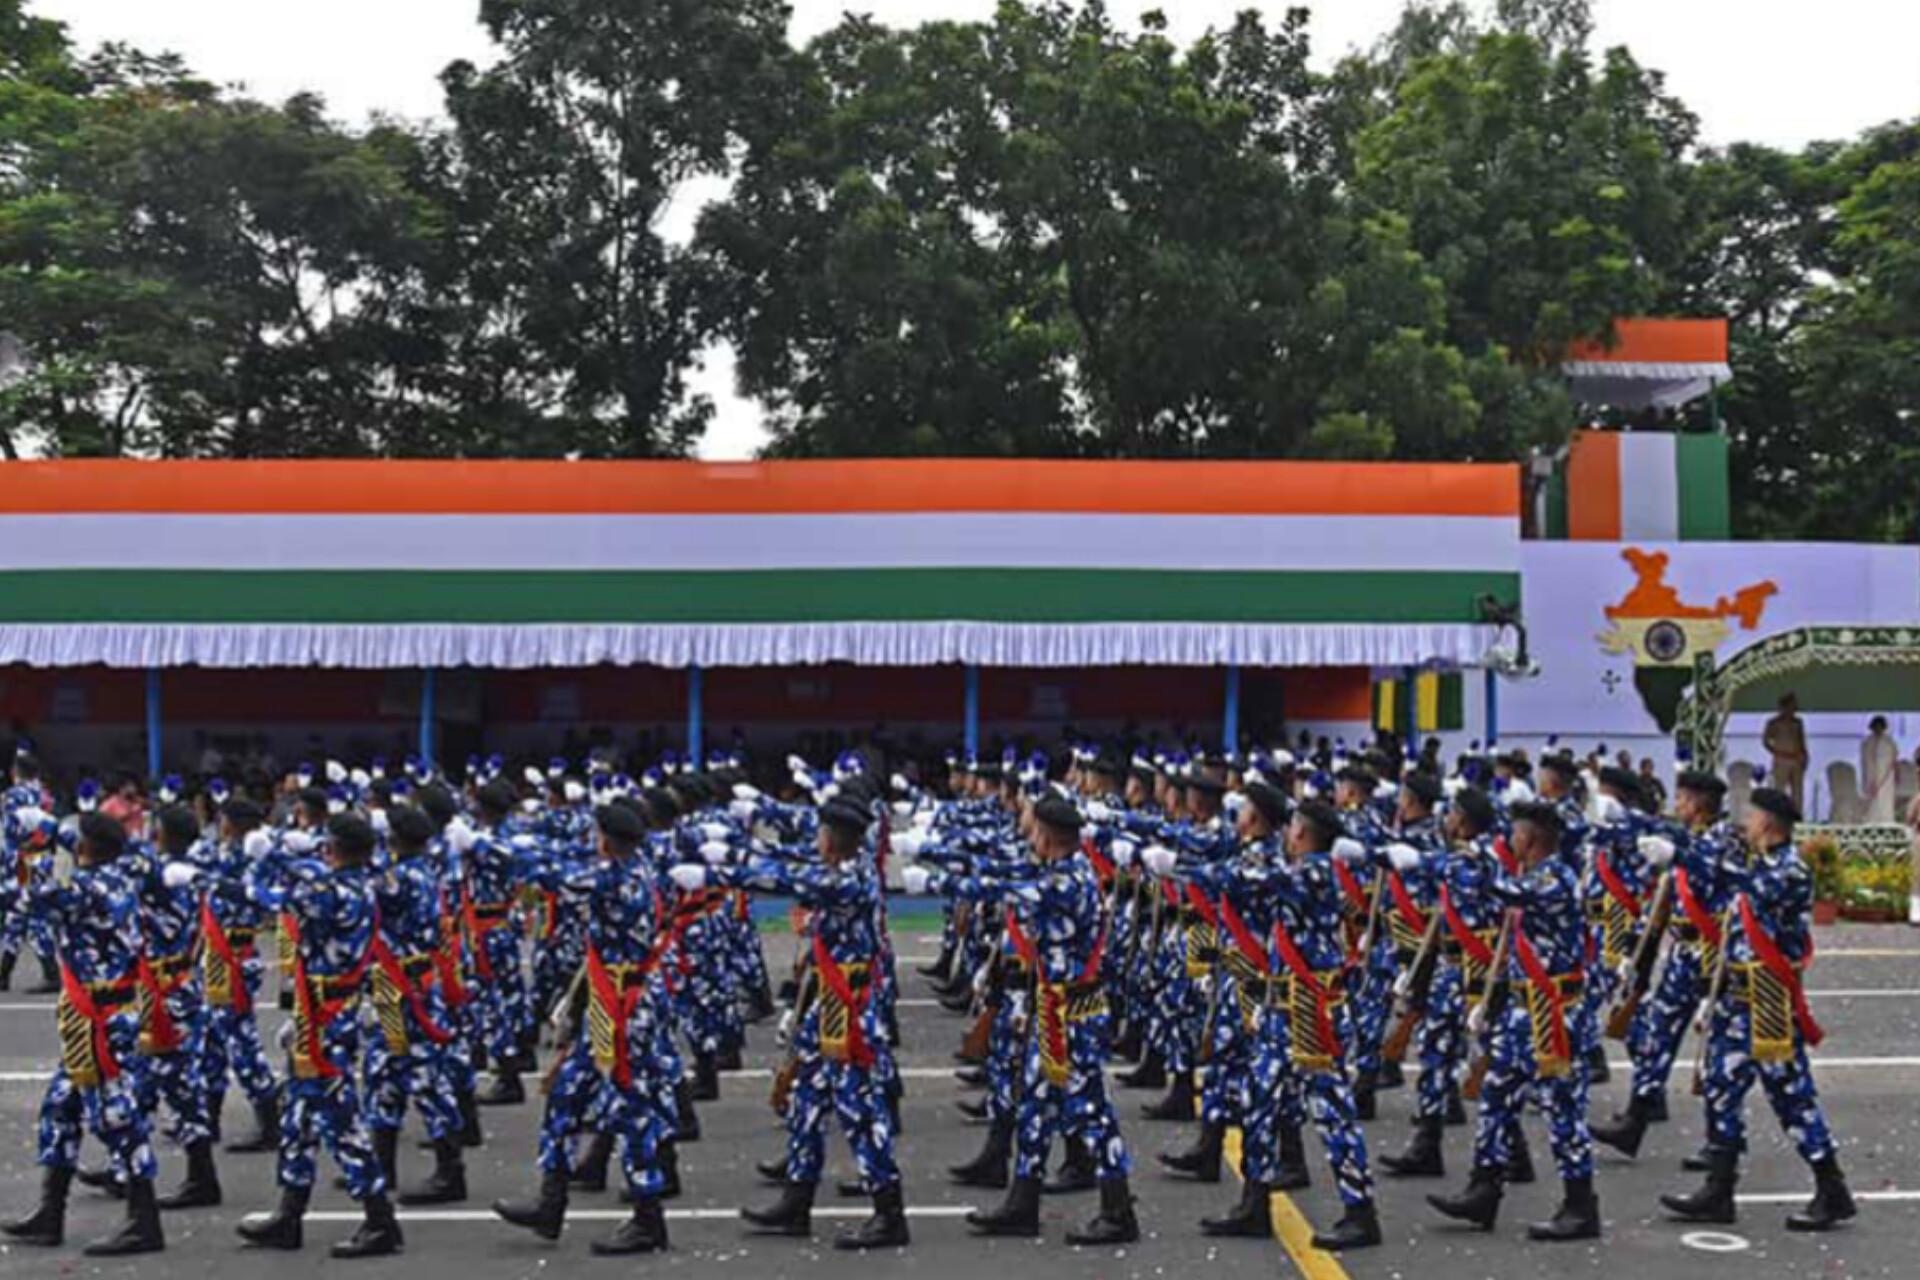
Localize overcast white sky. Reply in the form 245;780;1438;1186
36;1;1920;458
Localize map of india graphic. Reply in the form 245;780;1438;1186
1597;548;1778;732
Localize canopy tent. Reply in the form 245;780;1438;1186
1564;318;1732;411
0;458;1520;671
1681;625;1920;770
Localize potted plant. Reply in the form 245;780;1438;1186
1803;834;1843;926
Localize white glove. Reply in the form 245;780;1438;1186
243;829;272;861
731;798;760;823
524;766;545;788
1373;780;1398;801
283;829;317;855
890;800;914;819
890;773;911;795
1111;838;1137;868
776;1008;795;1047
911;809;936;830
162;862;199;890
1506;780;1536;803
733;783;762;802
510;833;540;853
1638;835;1677;868
901;865;932;895
1222;791;1247;817
1141;845;1178;878
563;780;586;804
1332;837;1367;865
1391;969;1413;1002
1443;776;1467;798
349;769;371;791
785;754;809;776
1467;1004;1488;1037
444;816;476;856
669;864;707;892
325;760;348;784
700;821;732;842
369;809;390;836
700;840;732;866
1385;842;1423;873
1592;794;1625;824
15;806;50;829
892;829;925;859
520;797;540;814
1085;800;1113;823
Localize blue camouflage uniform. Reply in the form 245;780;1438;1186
362;835;463;1144
188;831;279;1122
1625;818;1734;1102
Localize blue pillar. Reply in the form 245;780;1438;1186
687;665;705;764
1222;664;1241;754
418;669;437;764
1484;667;1500;749
1401;666;1419;758
144;668;163;780
963;665;981;759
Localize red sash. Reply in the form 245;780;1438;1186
286;915;376;1080
1334;861;1368;916
1387;871;1429;937
1439;886;1495;966
812;934;875;1068
1218;897;1271;973
1511;927;1573;1065
1492;835;1520;875
1595;852;1643;919
461;893;502;981
1270;919;1342;1059
1184;882;1220;926
586;939;653;1088
1005;908;1038;968
369;936;455;1045
135;952;193;1054
1083;836;1115;884
1738;895;1824;1048
60;964;131;1083
201;897;253;1016
1674;868;1721;945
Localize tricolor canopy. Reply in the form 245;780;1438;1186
0;459;1520;670
1564;318;1732;411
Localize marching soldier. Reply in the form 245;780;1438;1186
1661;787;1857;1233
191;798;282;1154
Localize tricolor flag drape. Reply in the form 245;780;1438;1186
0;459;1520;670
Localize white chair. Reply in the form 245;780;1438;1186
1727;760;1756;824
1827;761;1863;826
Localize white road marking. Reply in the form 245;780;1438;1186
1737;1189;1920;1204
298;1206;979;1223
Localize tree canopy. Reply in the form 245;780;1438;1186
0;0;1913;540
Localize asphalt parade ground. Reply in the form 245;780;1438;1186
2;921;1917;1280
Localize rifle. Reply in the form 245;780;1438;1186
540;962;590;1096
770;966;817;1114
1690;835;1748;1096
1606;869;1675;1040
1382;907;1445;1065
1461;908;1517;1101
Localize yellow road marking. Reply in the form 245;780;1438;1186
1222;1125;1353;1280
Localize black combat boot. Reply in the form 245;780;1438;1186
1505;1128;1536;1184
477;1068;525;1107
656;1141;682;1200
372;1127;400;1188
237;1184;311;1250
458;1085;484;1147
1200;1178;1272;1238
592;1195;668;1255
1586;1045;1612;1083
1066;1176;1140;1246
950;1117;1013;1189
157;1138;223;1209
1427;1166;1503;1230
2;1165;73;1246
1116;1047;1166;1090
938;987;974;1014
1045;1136;1099;1194
741;1179;816;1237
83;1176;165;1256
331;1192;404;1259
692;1054;721;1102
1646;1091;1669;1123
227;1090;280;1151
1354;1072;1378;1121
836;1181;910;1250
1785;1156;1857;1233
1158;1120;1224;1182
570;1133;614;1192
1444;1083;1468;1125
1312;1198;1383;1251
745;980;778;1024
1381;1116;1447;1179
0;950;14;991
401;1136;467;1206
717;1041;744;1072
1529;1175;1601;1241
1660;1146;1737;1224
75;1163;126;1198
955;1065;989;1089
756;1154;790;1185
675;1080;702;1143
1592;1094;1658;1159
1377;1059;1406;1091
955;1095;989;1121
1273;1123;1312;1191
493;1169;569;1240
966;1175;1041;1237
1142;1071;1195;1121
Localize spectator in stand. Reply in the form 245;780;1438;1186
99;774;147;839
1638;759;1668;814
1860;717;1900;825
1764;694;1809;816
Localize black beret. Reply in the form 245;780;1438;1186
1497;752;1533;777
1402;772;1443;808
1509;800;1564;838
328;813;377;857
1675;770;1728;800
387;806;436;847
157;805;199;849
1749;787;1801;826
638;789;679;827
1244;778;1290;828
1598;766;1642;801
1032;792;1083;833
1293;800;1345;848
297;786;331;814
475;780;517;815
415;784;458;827
1453;786;1497;834
1185;766;1229;796
836;774;882;807
595;804;646;844
671;772;714;806
220;797;266;830
819;796;871;834
1537;755;1578;781
79;811;126;858
971;760;1002;781
1090;753;1126;779
1335;765;1375;789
